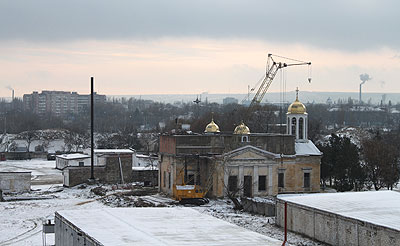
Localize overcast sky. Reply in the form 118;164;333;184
1;0;400;97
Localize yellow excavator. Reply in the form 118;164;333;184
173;156;217;205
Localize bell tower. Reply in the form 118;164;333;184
286;88;308;141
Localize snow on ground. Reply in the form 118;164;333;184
194;200;326;246
0;159;62;185
0;159;326;246
0;185;107;246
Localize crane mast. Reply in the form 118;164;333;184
248;54;311;111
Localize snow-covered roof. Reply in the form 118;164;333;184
56;207;281;245
136;154;150;158
132;166;158;171
295;141;322;156
94;149;134;154
278;191;400;231
56;153;90;160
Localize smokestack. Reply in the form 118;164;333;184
12;89;14;101
359;73;371;104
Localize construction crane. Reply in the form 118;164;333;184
247;53;311;112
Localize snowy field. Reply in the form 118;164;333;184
0;185;107;245
0;159;62;185
0;159;326;246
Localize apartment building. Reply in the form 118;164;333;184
23;90;106;115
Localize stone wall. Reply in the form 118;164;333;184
132;169;158;187
64;166;106;187
63;154;133;187
276;199;400;246
3;152;47;160
241;197;275;216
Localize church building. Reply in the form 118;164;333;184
158;91;322;198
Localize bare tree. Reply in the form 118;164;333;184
222;164;244;210
17;130;38;152
64;131;90;152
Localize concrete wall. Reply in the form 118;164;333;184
55;212;101;246
276;199;400;246
0;172;31;193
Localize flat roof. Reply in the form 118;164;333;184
57;207;281;246
94;149;134;154
278;191;400;231
56;153;90;160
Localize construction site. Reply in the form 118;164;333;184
1;52;397;246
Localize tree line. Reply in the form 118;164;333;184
318;130;400;191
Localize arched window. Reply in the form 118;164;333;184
287;117;290;134
299;117;304;139
291;117;297;136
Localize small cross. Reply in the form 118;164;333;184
296;87;299;100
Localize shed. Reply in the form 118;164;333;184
56;153;91;170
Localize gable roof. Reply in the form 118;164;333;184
222;145;286;160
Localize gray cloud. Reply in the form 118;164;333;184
0;0;399;51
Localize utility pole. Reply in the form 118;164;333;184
90;77;95;180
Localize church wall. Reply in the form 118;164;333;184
277;156;321;194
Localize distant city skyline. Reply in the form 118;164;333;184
1;1;400;97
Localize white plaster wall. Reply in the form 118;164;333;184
0;172;31;192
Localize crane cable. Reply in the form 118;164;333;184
269;53;309;64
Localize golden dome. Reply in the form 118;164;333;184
288;88;307;114
204;118;220;133
234;121;250;135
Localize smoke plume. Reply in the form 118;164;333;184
359;73;371;85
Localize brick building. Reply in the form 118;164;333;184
62;149;134;187
23;90;106;115
159;92;322;198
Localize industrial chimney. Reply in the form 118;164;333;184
359;73;371;104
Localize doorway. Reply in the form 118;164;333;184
243;176;252;197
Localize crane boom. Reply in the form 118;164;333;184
247;54;311;112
